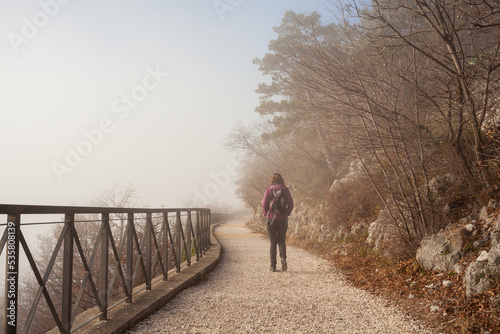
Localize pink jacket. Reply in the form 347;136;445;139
262;183;294;220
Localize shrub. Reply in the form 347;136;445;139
326;175;382;231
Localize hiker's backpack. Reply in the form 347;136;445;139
269;187;286;215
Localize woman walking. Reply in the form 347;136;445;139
262;173;294;272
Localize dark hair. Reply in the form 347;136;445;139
270;173;285;185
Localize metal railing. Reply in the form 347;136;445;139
0;204;211;334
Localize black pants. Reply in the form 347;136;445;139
267;218;288;267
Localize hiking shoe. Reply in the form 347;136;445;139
270;266;276;272
281;258;287;271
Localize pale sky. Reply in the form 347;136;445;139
0;0;335;209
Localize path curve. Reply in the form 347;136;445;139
128;216;437;333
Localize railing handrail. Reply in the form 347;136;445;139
0;204;209;215
0;204;212;334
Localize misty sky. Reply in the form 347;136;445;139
0;0;335;209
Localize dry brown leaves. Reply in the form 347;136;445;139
290;237;500;334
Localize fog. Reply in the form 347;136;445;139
0;1;333;210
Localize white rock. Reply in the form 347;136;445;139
442;280;453;287
430;306;439;312
480;206;489;220
464;261;491;297
465;224;475;232
477;250;489;262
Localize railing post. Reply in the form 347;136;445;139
207;210;212;250
200;211;205;253
162;212;168;281
201;210;207;254
100;213;109;321
61;213;74;333
126;213;133;303
196;210;201;260
145;213;152;290
186;211;191;266
4;214;20;334
175;211;181;272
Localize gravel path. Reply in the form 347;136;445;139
128;216;437;334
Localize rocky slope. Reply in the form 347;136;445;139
248;191;500;333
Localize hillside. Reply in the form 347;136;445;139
233;3;500;333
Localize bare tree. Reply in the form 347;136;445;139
241;4;499;254
354;0;500;190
